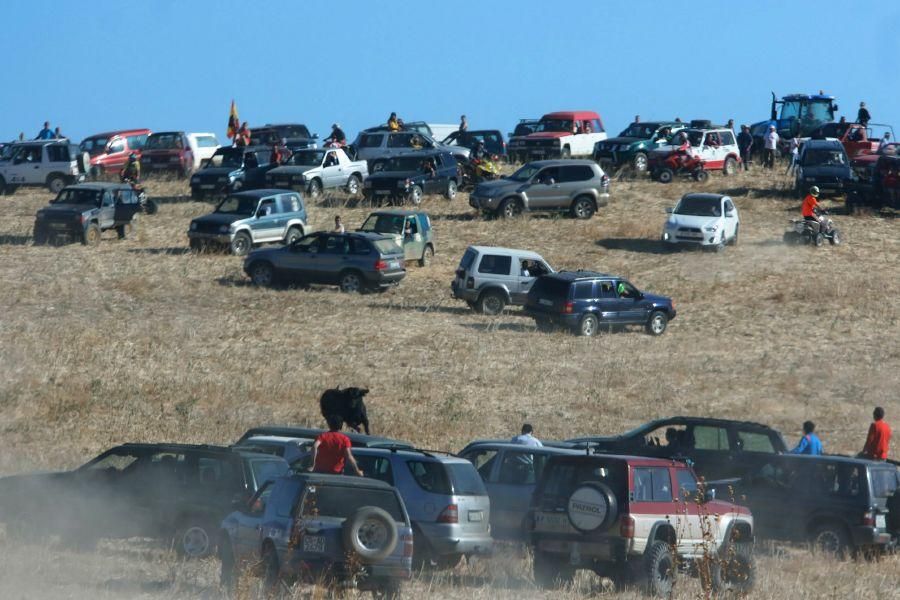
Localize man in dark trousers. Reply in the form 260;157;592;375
857;102;871;127
737;125;753;171
308;414;364;475
861;407;891;460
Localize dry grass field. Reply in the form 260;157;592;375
0;165;898;598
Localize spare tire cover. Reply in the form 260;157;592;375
567;483;613;533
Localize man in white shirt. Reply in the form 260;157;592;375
879;132;892;151
511;424;543;447
764;125;779;169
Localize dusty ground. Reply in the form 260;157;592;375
0;166;898;598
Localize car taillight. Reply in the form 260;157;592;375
402;533;414;557
862;510;876;527
437;504;458;524
620;515;635;539
563;301;574;314
375;259;388;271
466;277;474;289
78;214;85;224
601;174;609;186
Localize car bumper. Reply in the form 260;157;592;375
518;147;561;159
525;308;581;328
850;526;893;548
594;152;631;166
35;221;83;236
468;195;498;210
451;280;477;302
661;230;719;245
187;231;231;244
365;270;406;288
532;533;629;563
416;523;493;556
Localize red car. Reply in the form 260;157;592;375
79;129;151;177
140;131;194;177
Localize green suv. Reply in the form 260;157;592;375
593;121;685;172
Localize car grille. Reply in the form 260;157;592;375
194;221;225;234
675;227;703;241
525;139;558;148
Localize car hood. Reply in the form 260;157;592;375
801;165;852;178
601;136;646;145
642;292;672;306
525;132;568;139
39;203;96;215
268;165;315;176
194;167;239;178
666;215;723;229
473;178;520;196
192;212;244;227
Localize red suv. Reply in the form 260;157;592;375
80;129;150;177
140;131;194;177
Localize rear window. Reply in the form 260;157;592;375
248;458;288;490
447;463;487;495
359;134;384;148
407;460;486;496
870;468;899;499
459;248;478;270
559;165;595;182
194;135;219;148
477;254;512;275
302;485;405;522
539;459;627;510
372;238;402;255
530;277;570;299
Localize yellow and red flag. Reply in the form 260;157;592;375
227;100;239;139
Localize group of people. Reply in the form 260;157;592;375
788;407;892;461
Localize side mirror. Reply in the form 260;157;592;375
665;207;674;214
725;210;735;218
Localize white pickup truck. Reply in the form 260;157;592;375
265;147;368;199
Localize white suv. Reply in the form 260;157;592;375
661;193;740;251
650;127;742;175
0;141;87;194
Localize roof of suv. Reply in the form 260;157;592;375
284;471;398;490
237;426;413;449
567;416;783;443
542;111;601;120
83;129;150;138
543;270;614;282
230;189;301;199
369;209;428;217
63;183;132;192
549;453;690;468
353;446;471;464
803;139;846;150
526;159;598;168
461;440;584;452
115;442;276;459
467;245;545;260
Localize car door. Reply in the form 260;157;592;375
320;150;343;189
403;216;424;261
7;146;42;184
594;280;622;324
113;188;140;224
515;257;547;300
279;233;324;282
232;482;273;560
251;197;280;241
524;167;564;209
318;234;351;283
611;279;646;323
738;458;805;541
386;133;414;158
490;450;548;540
98;190;116;228
731;428;780;482
722;197;738;240
680;424;734;481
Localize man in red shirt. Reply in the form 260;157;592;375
309;414;364;476
861;407;891;460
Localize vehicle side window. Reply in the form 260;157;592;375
257;199;276;216
633;467;672;502
349;238;372;255
282;194;302;213
616;281;638;299
724;199;735;213
477;254;512;275
536;167;559;184
48;145;69;162
559;165;595;182
322;235;349;255
359;134;384;148
245;153;260;168
811;464;862;497
272;480;301;518
388;134;413;148
736;431;776;453
598;281;616;298
293;234;321;253
463;449;498;480
589;119;603;133
350;456;394;485
196;135;219;148
127;134;148;150
250;482;273;515
108;139;125;154
407;460;452;494
498;452;547;485
691;426;730;451
573;281;595;300
197;457;239;489
101;192;114;207
675;468;699;501
721;131;736;146
754;461;799;489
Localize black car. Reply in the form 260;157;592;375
235;426;414;450
32;183;142;245
567;416;788;481
189;146;275;198
250;123;318;149
442;129;507;160
0;443;288;556
524;270;676;337
795;139;854;197
363;151;461;205
242;231;407;293
729;454;899;555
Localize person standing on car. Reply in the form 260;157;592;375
326;123;346;147
511;424;543;447
54;127;66;140
459;115;468;133
878;132;891;151
388;112;400;132
861;407;891;460
790;421;823;455
234;122;251;147
857;102;871;127
309;414;364;475
333;215;345;233
763;125;779;169
737;125;753;171
270;142;283;165
35;121;54;140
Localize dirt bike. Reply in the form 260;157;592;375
650;149;708;184
122;176;159;215
783;209;841;246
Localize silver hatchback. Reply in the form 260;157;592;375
451;245;555;315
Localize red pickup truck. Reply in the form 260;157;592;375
810;122;893;159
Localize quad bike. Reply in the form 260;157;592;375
122;177;159;215
460;155;501;188
650;149;708;184
783;209;841;246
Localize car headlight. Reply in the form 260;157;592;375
190;176;199;184
397;180;407;188
228;174;236;182
190;222;197;231
704;224;719;232
219;225;229;233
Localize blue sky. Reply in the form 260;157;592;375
3;0;899;143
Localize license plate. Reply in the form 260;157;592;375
49;222;68;229
468;510;483;522
532;150;545;155
200;184;215;189
375;190;391;195
539;298;553;306
877;514;886;529
302;535;325;553
389;261;400;269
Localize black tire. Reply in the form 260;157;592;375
219;537;238;592
570;196;595;219
814;232;825;247
713;233;726;253
175;517;215;558
407;185;423;206
498;198;521;218
33;228;49;246
445;179;457;200
47;174;66;194
342;506;398;564
694;169;709;183
533;550;574;589
189;238;205;253
476;290;506;315
284;226;303;245
633;152;649;172
82;223;101;246
646;310;668;336
728;224;739;246
418;244;434;267
812;523;850;558
230;231;252;256
829;229;842;245
307;178;323;199
262;544;281;592
643;540;676;597
346;174;362;197
710;542;756;593
657;168;674;184
723;156;738;176
578;313;599;337
143;198;159;215
339;270;364;294
249;261;276;287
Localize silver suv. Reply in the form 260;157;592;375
0;140;87;194
451;245;555;315
469;160;609;219
351;130;469;171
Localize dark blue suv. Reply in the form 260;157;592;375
524;270;676;336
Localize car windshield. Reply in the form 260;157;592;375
82;449;141;472
804;149;846;166
302;485;405;522
513;122;538;136
384;156;429;172
215;195;258;215
248;458;288;489
288;150;326;166
145;133;183;150
372;238;403;255
80;136;109;156
507;163;542;182
781;100;834;122
619;124;658;138
206;148;244;169
360;214;406;234
52;188;102;206
674;196;722;217
536;118;572;133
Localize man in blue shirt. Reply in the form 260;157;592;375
511;423;543;448
35;121;53;140
790;421;823;455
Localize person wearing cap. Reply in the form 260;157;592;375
737;125;753;171
327;123;346;147
857;102;871;127
801;186;823;226
763;125;779;169
789;421;823;455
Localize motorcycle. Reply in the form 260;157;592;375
783;209;841;246
650;148;708;184
122;177;159;215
